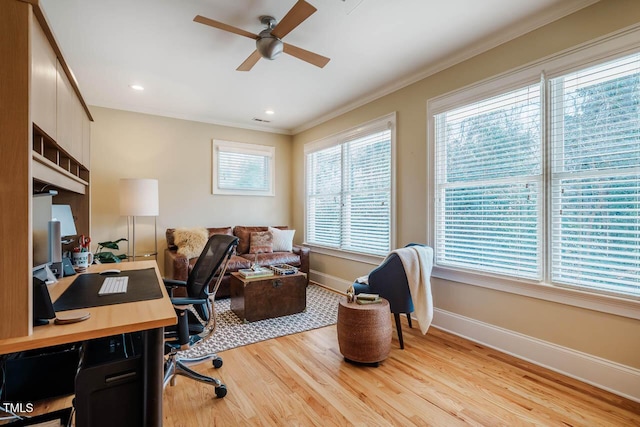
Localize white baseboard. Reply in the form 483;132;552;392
433;308;640;403
310;269;640;402
309;269;352;294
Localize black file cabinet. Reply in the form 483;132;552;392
75;332;144;427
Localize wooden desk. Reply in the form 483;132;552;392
0;260;177;426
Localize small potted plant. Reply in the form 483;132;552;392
95;238;128;263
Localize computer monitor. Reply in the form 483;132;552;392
52;204;77;237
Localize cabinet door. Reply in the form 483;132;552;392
30;13;56;139
56;59;73;157
82;111;91;169
71;95;83;161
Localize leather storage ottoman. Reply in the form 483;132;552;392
230;272;307;322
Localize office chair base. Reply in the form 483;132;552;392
164;353;227;398
176;352;223;369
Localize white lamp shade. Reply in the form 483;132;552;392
119;178;159;216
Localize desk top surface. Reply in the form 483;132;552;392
0;261;177;354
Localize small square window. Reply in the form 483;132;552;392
212;140;275;196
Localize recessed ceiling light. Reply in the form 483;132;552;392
129;84;144;91
265;109;275;115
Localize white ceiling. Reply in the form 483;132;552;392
40;0;596;134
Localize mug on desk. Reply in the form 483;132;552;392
72;251;94;269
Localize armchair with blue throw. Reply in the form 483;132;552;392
352;244;434;349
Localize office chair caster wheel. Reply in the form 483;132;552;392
215;384;227;398
212;356;223;369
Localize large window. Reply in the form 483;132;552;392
431;50;639;299
434;85;543;280
305;113;395;257
550;55;640;296
212;140;274;196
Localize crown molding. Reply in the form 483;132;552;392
91;102;293;136
292;0;599;135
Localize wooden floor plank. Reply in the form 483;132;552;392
162;320;640;426
17;315;640;426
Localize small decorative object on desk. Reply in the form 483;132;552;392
269;263;298;275
356;293;382;305
238;267;274;279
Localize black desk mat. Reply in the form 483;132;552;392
53;268;163;312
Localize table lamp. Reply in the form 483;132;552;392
119;178;159;261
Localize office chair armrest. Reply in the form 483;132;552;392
163;278;187;287
163;278;187;297
170;297;208;306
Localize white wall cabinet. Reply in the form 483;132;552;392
30;12;57;140
56;59;74;159
71;93;84;162
82;112;91;169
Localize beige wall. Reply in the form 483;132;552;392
291;0;640;368
90;107;293;274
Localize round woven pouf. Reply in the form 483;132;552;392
337;297;392;365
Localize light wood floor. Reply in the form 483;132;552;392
162;320;640;426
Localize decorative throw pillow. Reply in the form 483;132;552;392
249;231;273;254
268;227;295;252
173;227;209;259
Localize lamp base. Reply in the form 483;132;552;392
125;216;158;262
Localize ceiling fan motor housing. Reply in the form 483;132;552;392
257;31;283;60
256;16;283;60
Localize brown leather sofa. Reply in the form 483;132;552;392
164;226;310;298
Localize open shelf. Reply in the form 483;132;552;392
32;125;89;184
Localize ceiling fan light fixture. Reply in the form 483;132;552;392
256;30;283;60
194;3;330;71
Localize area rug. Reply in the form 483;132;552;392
179;284;343;359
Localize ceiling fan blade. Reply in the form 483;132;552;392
283;43;330;68
194;15;259;40
271;0;317;39
237;50;262;72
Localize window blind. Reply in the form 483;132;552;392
305;117;393;256
218;150;270;192
434;84;542;279
306;145;342;248
550;53;640;297
213;141;274;195
342;131;391;254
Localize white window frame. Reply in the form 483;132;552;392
304;113;396;263
427;25;640;319
212;140;275;196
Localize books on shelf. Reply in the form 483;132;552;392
238;267;274;279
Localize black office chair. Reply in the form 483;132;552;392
162;234;238;398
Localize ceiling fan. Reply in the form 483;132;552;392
194;0;330;72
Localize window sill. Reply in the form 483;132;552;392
432;266;640;320
304;244;384;266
